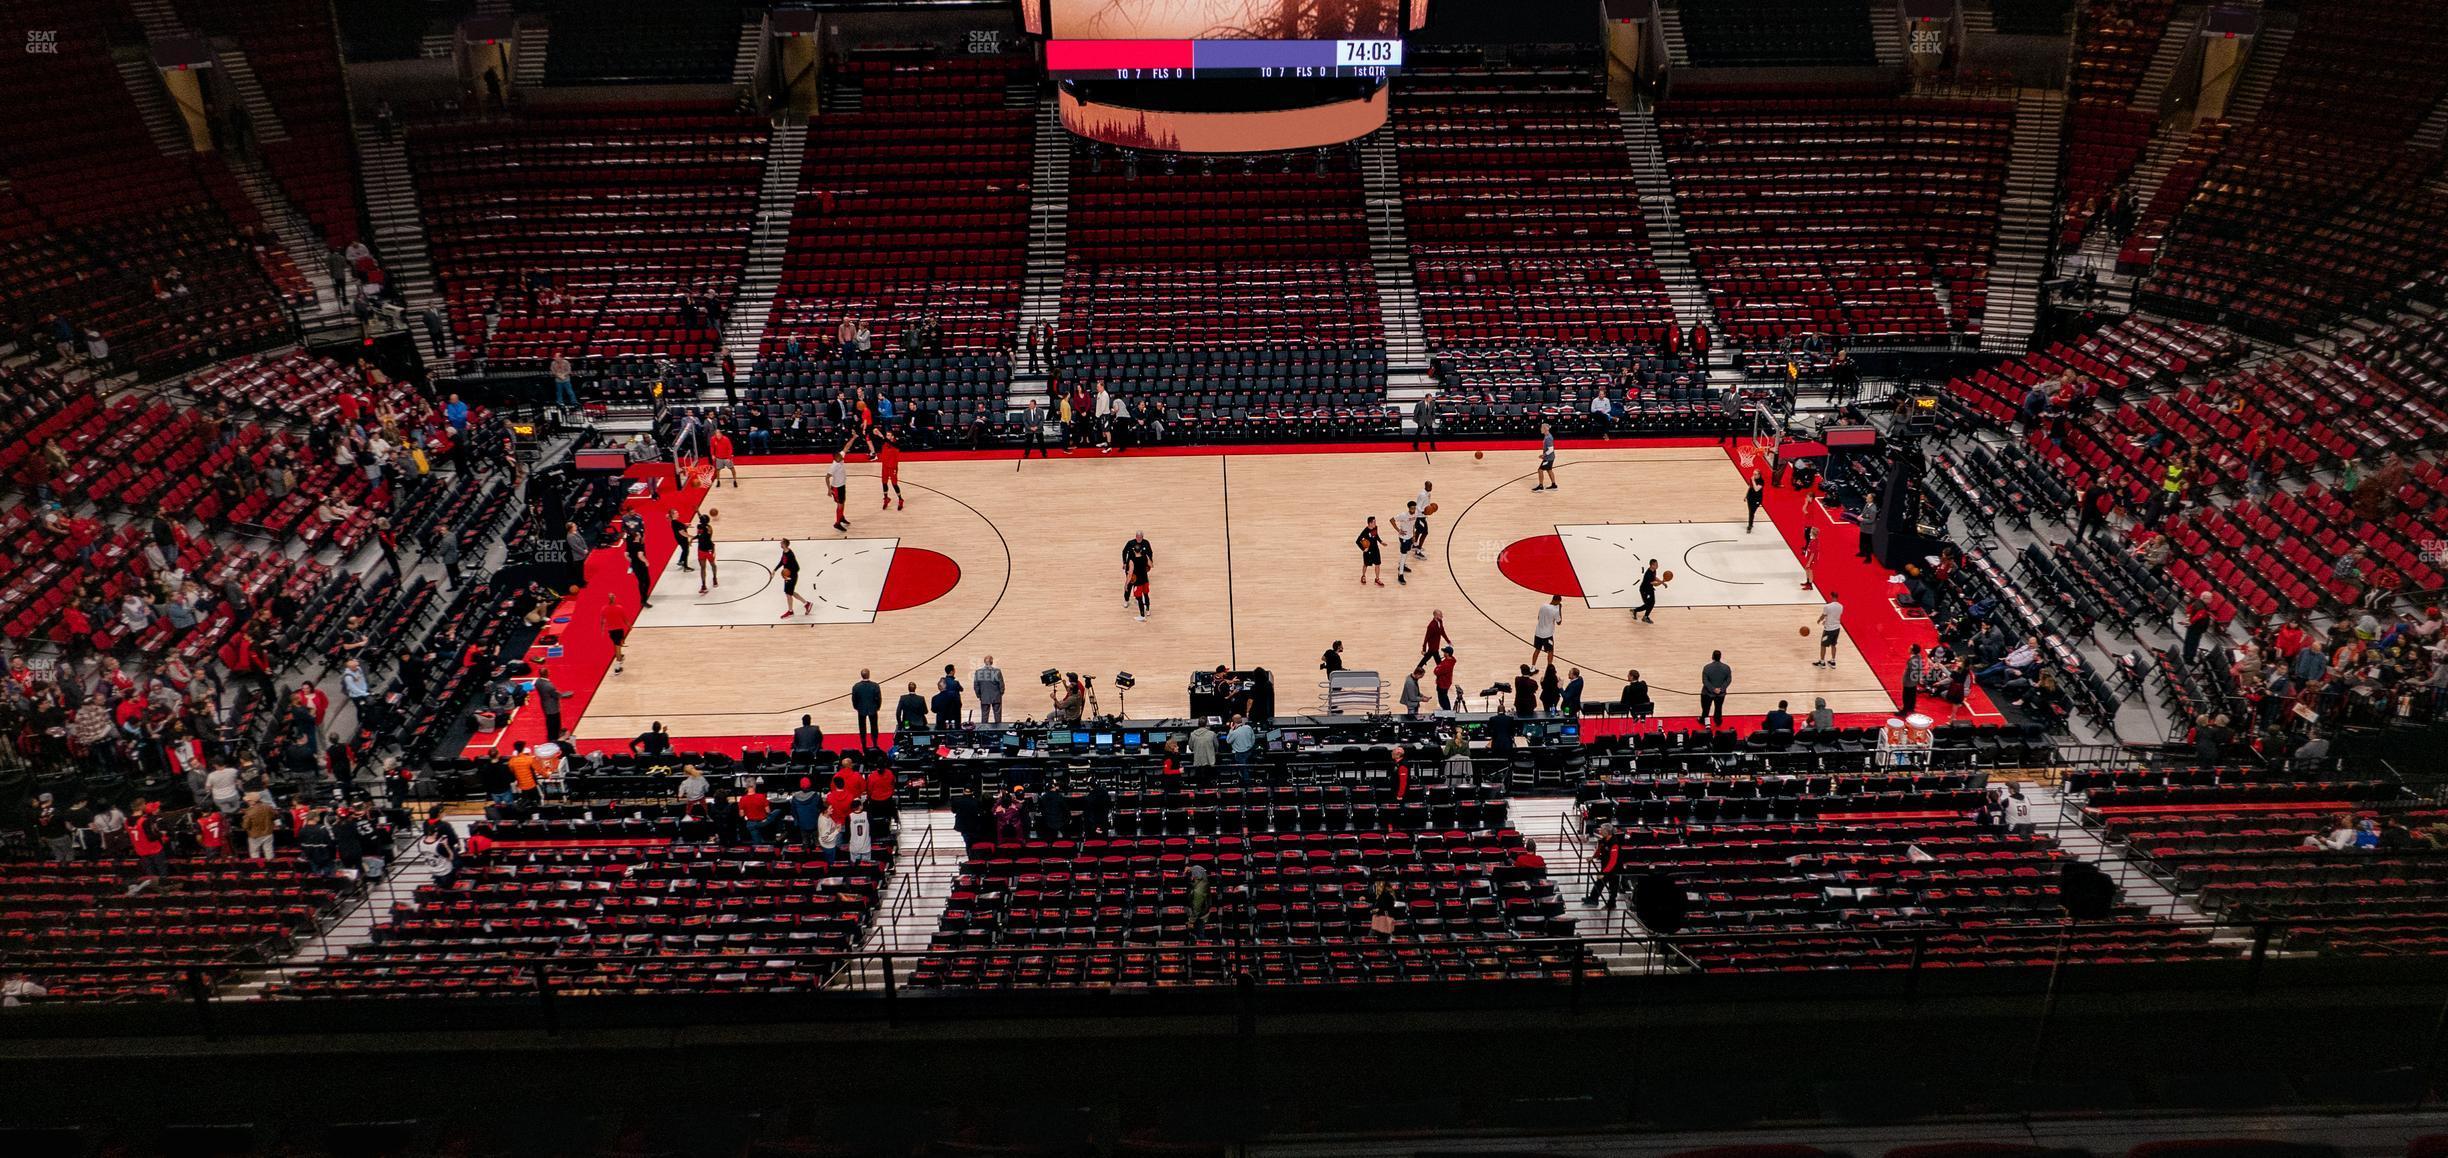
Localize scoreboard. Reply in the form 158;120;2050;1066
1045;38;1405;80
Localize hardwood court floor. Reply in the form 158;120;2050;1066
573;443;1896;740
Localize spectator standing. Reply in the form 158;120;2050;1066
1699;651;1733;727
532;670;564;741
128;803;169;878
241;794;278;860
1227;715;1257;773
841;671;878;745
973;656;1006;724
846;799;874;864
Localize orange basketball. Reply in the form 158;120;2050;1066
1660;570;1675;583
1422;502;1439;516
1473;450;1484;460
1799;626;1811;636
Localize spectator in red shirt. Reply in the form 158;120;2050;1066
739;782;772;844
865;766;896;835
2272;620;2309;661
1419;609;1450;667
195;809;229;860
708;429;737;488
1431;646;1459;711
831;758;865;802
129;803;169;878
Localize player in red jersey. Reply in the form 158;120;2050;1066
878;430;904;510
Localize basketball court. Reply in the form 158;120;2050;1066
570;440;1920;742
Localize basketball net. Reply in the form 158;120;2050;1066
1736;403;1778;474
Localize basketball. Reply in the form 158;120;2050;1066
1422;502;1439;515
1473;450;1484;460
1799;626;1812;636
1660;570;1675;583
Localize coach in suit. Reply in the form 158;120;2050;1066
850;671;883;749
1410;391;1438;451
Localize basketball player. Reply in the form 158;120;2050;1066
1814;597;1845;668
827;452;850;532
1633;559;1660;623
1121;532;1154;616
777;538;814;619
1391;501;1422;584
1411;481;1435;556
708;427;738;488
603;590;633;675
877;429;904;510
1745;474;1766;532
694;510;719;595
1799;524;1818;589
1355;517;1385;586
849;389;877;457
1532;422;1559;491
1531;595;1563;664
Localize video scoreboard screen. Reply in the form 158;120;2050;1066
1042;0;1412;80
1047;37;1401;79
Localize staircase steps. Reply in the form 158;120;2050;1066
2128;7;2202;112
353;120;450;374
719;119;807;367
731;16;764;88
1619;106;1721;342
113;53;192;156
2221;16;2294;127
1872;0;1910;64
2410;92;2448;154
512;20;550;91
1982;89;2066;353
839;808;967;992
1358;129;1428;375
227;152;345;313
419;29;457;60
2025;785;2222;929
1012;97;1071;402
217;834;448;1000
213;45;290;143
1657;2;1691;68
125;0;187;41
821;72;866;114
1507;796;1675;976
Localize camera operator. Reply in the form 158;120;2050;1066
1047;673;1086;725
